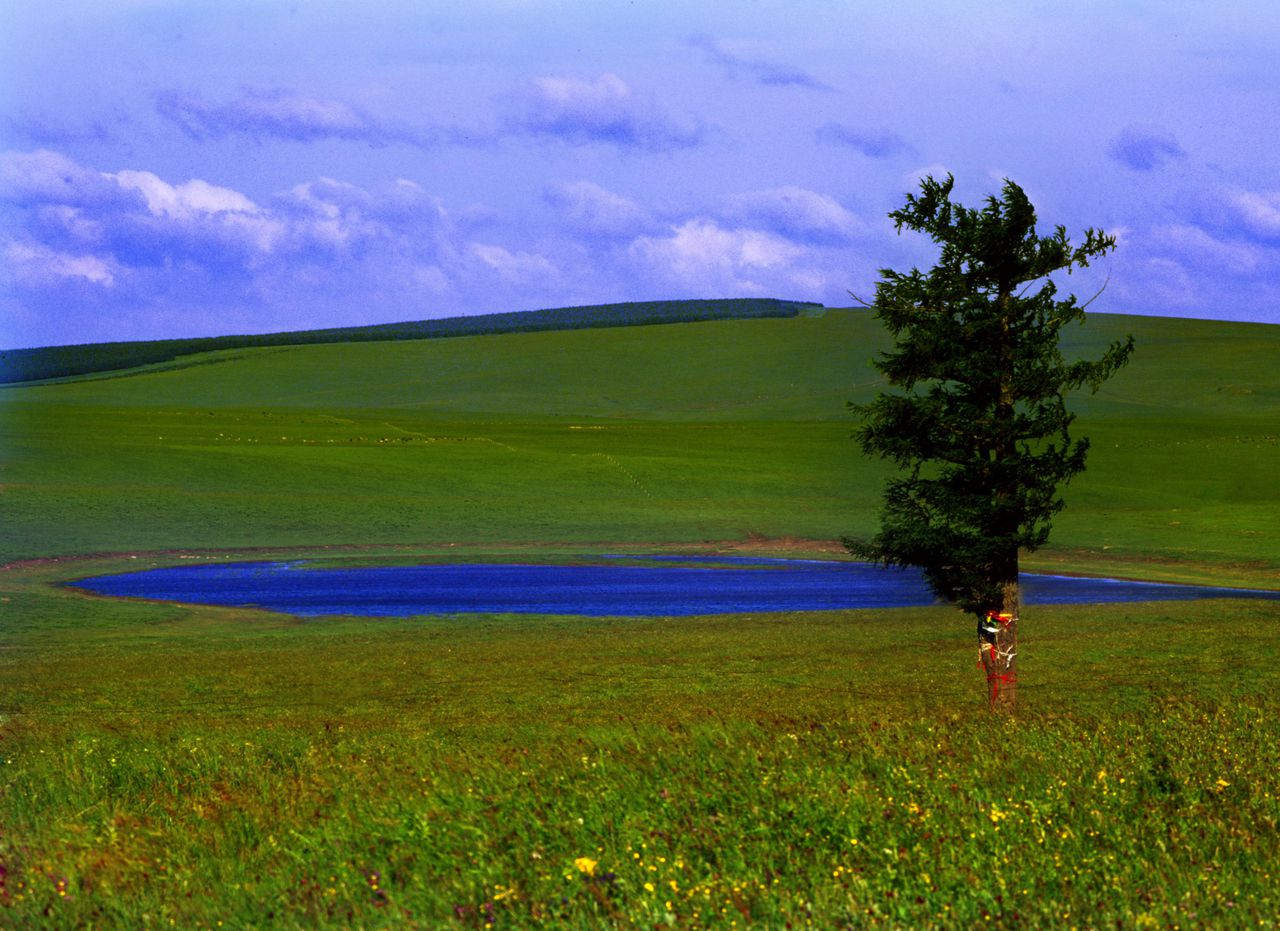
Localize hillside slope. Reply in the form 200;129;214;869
0;298;818;384
2;309;1277;582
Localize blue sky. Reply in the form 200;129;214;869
2;0;1278;348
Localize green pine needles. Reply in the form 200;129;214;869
848;175;1135;618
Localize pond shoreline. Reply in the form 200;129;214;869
68;556;1280;619
11;537;1280;592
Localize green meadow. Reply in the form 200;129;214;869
2;308;1279;927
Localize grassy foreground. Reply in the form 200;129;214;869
3;555;1280;929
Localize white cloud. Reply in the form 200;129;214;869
469;243;558;283
687;34;831;90
382;178;444;220
279;179;349;220
725;187;864;244
279;177;445;222
154;89;447;148
274;176;448;258
6;240;118;287
103;171;285;258
0;148;130;207
1227;188;1280;240
502;74;702;150
219;92;367;136
1150;223;1262;275
275;179;386;253
544;180;651;238
111;170;259;219
630;219;805;292
32;204;105;246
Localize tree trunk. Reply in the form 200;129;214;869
979;580;1019;710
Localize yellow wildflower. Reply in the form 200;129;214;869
574;857;597;877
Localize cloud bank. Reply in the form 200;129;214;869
155;89;488;149
816;123;914;159
1;150;877;346
1108;126;1185;171
543;180;655;239
6;142;1280;347
723;187;864;244
500;74;703;150
687;35;831;90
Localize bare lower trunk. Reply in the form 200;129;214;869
979;580;1019;710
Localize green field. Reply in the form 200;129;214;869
2;308;1279;927
4;310;1278;579
0;298;816;385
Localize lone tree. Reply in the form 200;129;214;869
848;175;1133;709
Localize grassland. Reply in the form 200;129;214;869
3;310;1279;579
2;308;1279;927
0;298;817;385
4;560;1279;928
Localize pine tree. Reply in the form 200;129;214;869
848;175;1134;709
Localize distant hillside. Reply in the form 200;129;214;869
3;308;1279;574
0;298;821;385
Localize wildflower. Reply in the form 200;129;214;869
574;857;597;877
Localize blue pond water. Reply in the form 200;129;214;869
71;556;1280;618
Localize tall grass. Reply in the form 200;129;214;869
3;566;1278;928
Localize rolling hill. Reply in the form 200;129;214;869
2;306;1277;585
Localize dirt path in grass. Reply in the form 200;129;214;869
6;538;1278;591
1;537;848;574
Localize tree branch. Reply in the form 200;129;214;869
846;289;875;309
1078;270;1111;312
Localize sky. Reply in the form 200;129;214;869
2;0;1278;348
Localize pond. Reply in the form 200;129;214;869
70;556;1280;618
